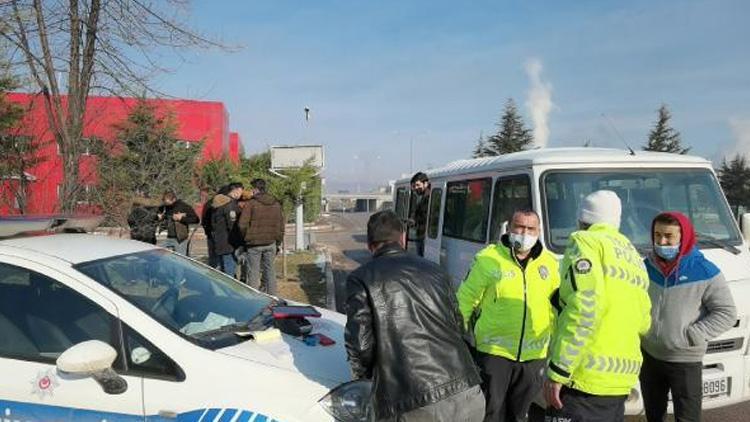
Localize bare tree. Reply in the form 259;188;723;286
0;0;228;212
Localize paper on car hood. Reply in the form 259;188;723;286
217;308;352;389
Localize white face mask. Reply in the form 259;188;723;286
509;233;538;252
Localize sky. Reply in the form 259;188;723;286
153;0;750;192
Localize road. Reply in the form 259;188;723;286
310;211;750;421
311;211;372;313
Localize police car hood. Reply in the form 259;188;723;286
216;307;352;388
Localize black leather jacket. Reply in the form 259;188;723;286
345;244;481;419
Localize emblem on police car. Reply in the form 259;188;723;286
574;259;592;274
539;265;549;280
30;369;59;399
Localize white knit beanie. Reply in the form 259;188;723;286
578;190;622;229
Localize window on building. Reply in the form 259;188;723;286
443;178;492;243
80;138;94;156
0;263;115;364
427;188;443;239
175;140;193;149
76;185;96;205
489;175;532;242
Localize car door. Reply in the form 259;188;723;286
0;257;145;421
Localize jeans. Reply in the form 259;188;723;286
162;237;189;256
246;243;277;295
378;385;485;422
640;350;702;422
217;253;237;278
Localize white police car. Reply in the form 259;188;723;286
0;217;369;421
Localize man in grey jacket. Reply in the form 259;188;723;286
640;211;736;422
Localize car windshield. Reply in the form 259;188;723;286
75;249;273;348
543;169;741;253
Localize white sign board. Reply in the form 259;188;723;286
270;145;324;170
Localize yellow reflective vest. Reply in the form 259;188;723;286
547;223;652;396
458;237;560;361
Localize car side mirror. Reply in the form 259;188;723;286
741;213;750;243
57;340;128;395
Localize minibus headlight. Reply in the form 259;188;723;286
319;380;372;421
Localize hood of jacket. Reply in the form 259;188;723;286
650;211;697;276
253;192;278;206
211;193;233;208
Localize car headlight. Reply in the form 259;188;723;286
318;380;373;421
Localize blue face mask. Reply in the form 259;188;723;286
654;244;680;261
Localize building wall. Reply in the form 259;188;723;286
1;93;241;215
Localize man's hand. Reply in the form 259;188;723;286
172;212;185;222
543;379;564;410
157;212;164;221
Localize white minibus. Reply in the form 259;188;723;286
393;147;750;413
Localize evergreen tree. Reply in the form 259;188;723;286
92;99;201;225
239;151;322;223
643;104;690;154
717;154;750;216
471;131;489;158
0;75;46;214
485;99;534;155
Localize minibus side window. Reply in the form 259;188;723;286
395;187;410;220
489;175;532;242
428;188;443;239
443;178;492;243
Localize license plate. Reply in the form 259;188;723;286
703;377;730;398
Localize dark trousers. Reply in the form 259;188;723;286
478;352;545;422
544;387;626;422
640;350;702;422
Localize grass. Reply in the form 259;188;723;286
274;251;327;308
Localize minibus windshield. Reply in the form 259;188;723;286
542;169;741;253
75;250;273;348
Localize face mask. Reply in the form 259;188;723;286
654;244;680;261
509;233;538;252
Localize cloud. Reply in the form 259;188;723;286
724;117;750;159
524;58;555;148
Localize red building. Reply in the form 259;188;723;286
1;93;242;215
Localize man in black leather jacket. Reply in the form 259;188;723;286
345;210;485;421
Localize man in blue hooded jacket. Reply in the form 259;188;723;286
640;211;736;422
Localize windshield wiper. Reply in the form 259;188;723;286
698;235;741;255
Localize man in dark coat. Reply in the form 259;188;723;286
209;182;244;276
345;210;485;421
238;178;284;294
157;190;199;256
408;171;430;256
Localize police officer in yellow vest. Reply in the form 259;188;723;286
458;209;560;421
544;190;651;422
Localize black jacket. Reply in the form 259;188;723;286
409;189;430;239
159;199;199;242
345;244;481;419
127;205;159;243
209;194;242;255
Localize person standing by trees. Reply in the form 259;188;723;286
238;179;285;294
209;182;244;277
158;190;199;256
